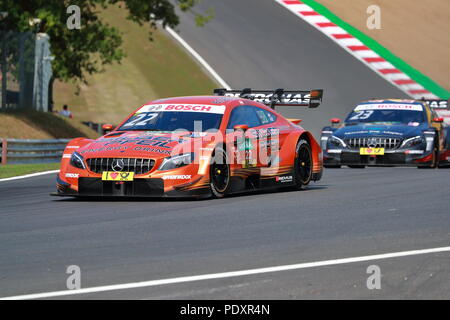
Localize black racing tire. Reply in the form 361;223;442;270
324;165;341;168
292;139;313;190
431;144;439;168
348;165;365;169
417;140;439;169
209;146;231;198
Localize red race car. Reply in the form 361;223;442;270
54;88;324;199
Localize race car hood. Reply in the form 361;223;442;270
77;131;214;159
333;123;427;139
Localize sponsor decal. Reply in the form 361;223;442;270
355;104;423;111
65;173;79;178
102;171;134;181
275;175;293;183
223;92;311;105
139;104;226;114
133;146;171;155
382;131;403;136
237;137;254;151
360;147;385;155
62;154;72;158
344;130;403;136
162;175;192;180
190;132;208;138
427;100;448;109
66;146;79;149
80;146;129;154
249;128;280;139
95;136;178;149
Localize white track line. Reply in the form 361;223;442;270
165;26;231;90
2;246;449;300
0;170;59;182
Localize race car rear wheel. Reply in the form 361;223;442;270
210;146;230;198
293;139;312;190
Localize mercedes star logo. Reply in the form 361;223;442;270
111;159;125;172
367;138;378;148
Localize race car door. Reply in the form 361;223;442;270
226;105;262;169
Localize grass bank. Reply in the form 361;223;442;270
0;163;59;179
54;4;218;125
0;110;99;139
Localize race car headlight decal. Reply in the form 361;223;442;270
158;153;195;171
400;136;424;148
69;151;86;169
329;136;347;148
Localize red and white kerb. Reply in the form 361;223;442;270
275;0;437;99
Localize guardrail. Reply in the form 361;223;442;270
0;139;70;165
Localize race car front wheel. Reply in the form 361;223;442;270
293;139;312;190
210;146;230;198
417;140;439;169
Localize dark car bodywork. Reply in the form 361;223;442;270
321;99;450;168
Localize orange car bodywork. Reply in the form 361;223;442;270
56;96;323;198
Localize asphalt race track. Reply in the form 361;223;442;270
0;0;449;299
0;168;449;299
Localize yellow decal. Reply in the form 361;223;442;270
102;171;134;181
360;148;385;155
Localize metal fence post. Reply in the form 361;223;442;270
32;33;52;112
1;31;7;109
1;138;7;165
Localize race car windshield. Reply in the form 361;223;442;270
117;111;223;132
345;109;426;125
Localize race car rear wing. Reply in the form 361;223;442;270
213;88;323;109
422;99;448;109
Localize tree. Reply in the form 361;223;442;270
0;0;212;92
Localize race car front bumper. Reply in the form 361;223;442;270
53;174;211;198
323;149;434;167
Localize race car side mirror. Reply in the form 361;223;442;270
102;124;114;133
330;118;341;124
234;124;249;132
433;117;444;123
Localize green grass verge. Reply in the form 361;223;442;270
303;0;450;99
0;163;60;179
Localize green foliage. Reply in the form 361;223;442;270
0;0;212;84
